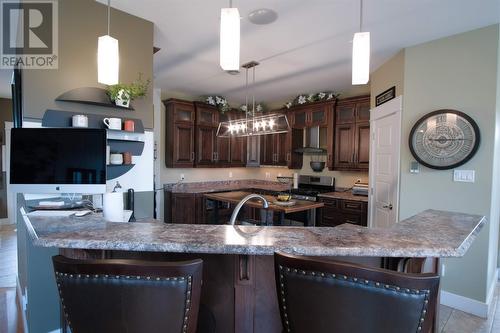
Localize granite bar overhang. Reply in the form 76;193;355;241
23;209;485;258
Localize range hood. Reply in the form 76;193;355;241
294;126;327;154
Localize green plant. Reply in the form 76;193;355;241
107;74;150;102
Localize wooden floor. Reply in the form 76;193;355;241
1;223;499;333
0;224;23;333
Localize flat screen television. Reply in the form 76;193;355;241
10;128;107;194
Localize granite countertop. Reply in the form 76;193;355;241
23;209;485;258
318;191;369;202
163;179;289;194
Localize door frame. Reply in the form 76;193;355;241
368;96;403;228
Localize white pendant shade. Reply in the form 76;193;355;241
352;31;370;85
220;7;240;71
98;35;119;85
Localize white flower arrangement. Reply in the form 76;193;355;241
239;103;266;114
205;95;231;113
284;91;340;109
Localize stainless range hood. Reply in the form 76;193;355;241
294;126;327;154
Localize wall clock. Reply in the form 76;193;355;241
409;109;480;170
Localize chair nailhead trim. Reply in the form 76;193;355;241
277;265;431;332
55;271;194;333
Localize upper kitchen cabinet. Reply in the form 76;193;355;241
195;102;219;126
333;95;370;171
289;103;330;128
164;99;195;168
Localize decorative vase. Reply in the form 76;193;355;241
115;89;130;108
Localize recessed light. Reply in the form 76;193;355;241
248;8;278;25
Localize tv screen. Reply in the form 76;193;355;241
10;128;106;193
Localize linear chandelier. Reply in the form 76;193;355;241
352;0;370;85
216;61;289;137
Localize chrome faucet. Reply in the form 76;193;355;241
229;194;269;225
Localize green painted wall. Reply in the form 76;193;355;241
400;25;500;302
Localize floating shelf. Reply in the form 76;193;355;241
55;87;135;110
107;164;135;180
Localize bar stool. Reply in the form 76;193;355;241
274;252;439;333
52;255;202;333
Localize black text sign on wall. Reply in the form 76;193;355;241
375;86;396;107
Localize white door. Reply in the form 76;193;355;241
368;96;402;228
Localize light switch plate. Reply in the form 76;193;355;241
410;161;420;174
453;170;475;183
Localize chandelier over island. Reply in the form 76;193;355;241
216;61;290;138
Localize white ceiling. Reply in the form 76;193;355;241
3;1;499;104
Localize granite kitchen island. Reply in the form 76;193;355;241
22;209;485;333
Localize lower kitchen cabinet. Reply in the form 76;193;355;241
318;197;367;227
165;192;205;224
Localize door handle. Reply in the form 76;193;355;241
286;152;290;162
383;203;393;210
191;152;195;162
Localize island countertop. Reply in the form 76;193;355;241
22;209;485;257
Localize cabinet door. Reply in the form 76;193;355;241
292;109;308;128
230;136;247;166
288;128;304;169
334;124;355;169
275;133;288;166
216;137;231;165
260;134;275;165
247;135;260;166
196;126;216;166
172;193;197;224
335;103;356;124
196;105;219;126
172;123;194;167
355;99;371;122
173;104;195;123
309;106;328;127
354;122;370;170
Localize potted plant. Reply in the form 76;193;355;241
205;95;232;113
107;74;150;108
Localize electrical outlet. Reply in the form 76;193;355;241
441;264;446;277
265;172;271;179
229;171;233;178
180;174;185;181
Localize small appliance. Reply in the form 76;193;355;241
352;182;369;196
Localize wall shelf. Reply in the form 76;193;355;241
55;87;135;110
107;164;135;179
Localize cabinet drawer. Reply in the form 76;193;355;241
319;215;342;227
341;200;363;212
341;213;362;226
319;198;338;208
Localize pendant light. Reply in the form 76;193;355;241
217;61;289;138
220;0;240;71
352;0;370;85
98;0;119;85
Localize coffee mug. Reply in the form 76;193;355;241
72;115;88;128
109;153;123;165
103;117;122;130
122;152;132;165
123;120;135;132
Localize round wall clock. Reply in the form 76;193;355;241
409;109;480;170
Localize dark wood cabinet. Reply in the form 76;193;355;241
166;192;205;224
196;125;217;166
318;197;367;227
333;95;370;171
164;99;195;168
260;132;288;166
230;136;247;166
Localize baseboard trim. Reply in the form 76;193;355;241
16;278;28;333
440;269;498;318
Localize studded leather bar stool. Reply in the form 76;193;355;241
274;252;440;333
52;255;202;333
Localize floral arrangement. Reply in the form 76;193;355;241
284;91;339;109
205;95;232;113
239;103;266;115
107;74;150;103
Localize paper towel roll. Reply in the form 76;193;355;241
103;192;124;222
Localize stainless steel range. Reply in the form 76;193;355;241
290;175;335;201
286;175;335;226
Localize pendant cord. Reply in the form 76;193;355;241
252;66;256;118
245;67;248;124
359;0;363;32
107;0;111;35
